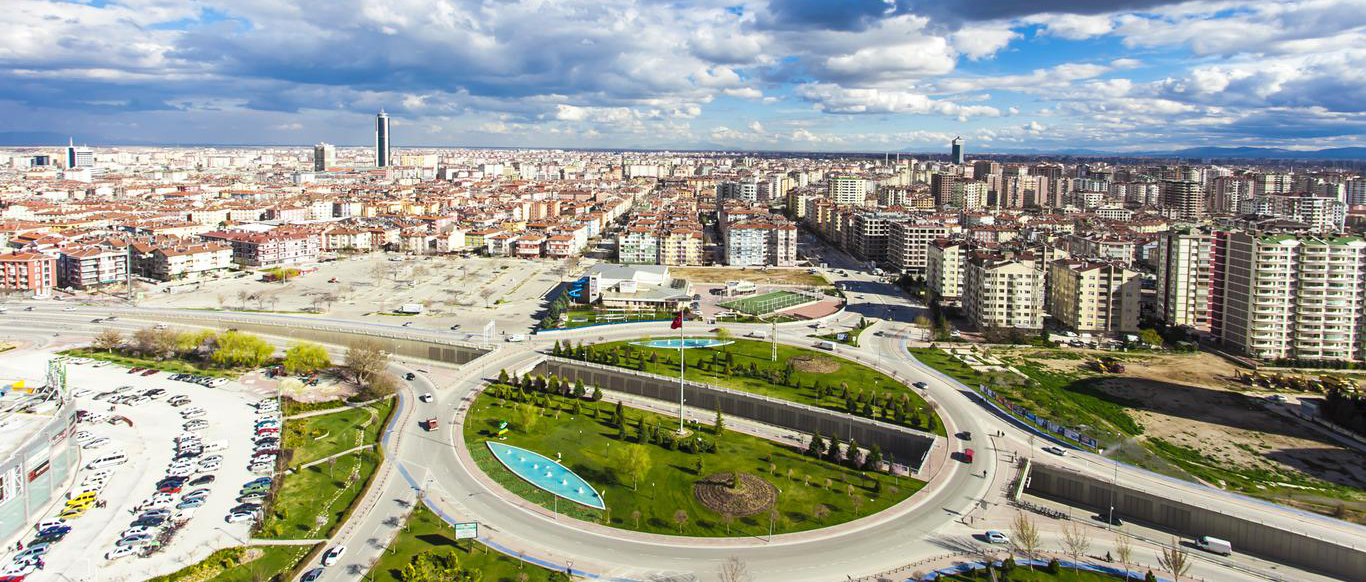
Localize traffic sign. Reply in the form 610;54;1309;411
453;522;477;539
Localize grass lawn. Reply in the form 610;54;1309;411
369;504;562;582
145;545;318;582
281;398;348;417
257;448;381;539
283;398;394;468
464;387;924;537
562;338;945;436
61;347;243;378
909;347;1139;447
555;307;674;329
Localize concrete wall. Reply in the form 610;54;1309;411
139;311;491;366
536;357;937;471
1025;463;1366;580
0;403;78;546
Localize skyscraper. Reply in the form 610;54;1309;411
374;110;390;167
313;142;335;171
65;138;93;168
950;136;964;165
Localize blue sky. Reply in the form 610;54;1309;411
3;0;1365;152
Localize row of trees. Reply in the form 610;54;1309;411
805;434;883;473
496;369;604;402
1004;512;1191;581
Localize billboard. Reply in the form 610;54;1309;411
453;522;477;540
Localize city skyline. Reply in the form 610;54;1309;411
2;0;1363;153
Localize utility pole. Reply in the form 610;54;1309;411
771;318;777;362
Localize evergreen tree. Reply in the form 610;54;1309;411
861;402;873;417
552;340;562;356
615;401;625;425
846;438;860;468
498;369;509;384
806;434;824;457
592;386;603;401
714;405;725;435
573;378;586;398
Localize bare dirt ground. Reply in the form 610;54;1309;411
669;266;829;287
1001;348;1366;520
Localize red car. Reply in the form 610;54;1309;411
256;427;279;435
141;369;158;377
128;367;143;374
158;484;183;494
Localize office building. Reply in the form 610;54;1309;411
65;138;93;168
375;110;391;167
313;142;336;172
951;136;964;165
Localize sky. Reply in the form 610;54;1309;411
2;0;1365;152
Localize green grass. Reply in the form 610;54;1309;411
565;339;945;435
812;326;868;347
464;387;924;537
283;398;393;468
256;449;381;539
60;348;242;378
145;545;318;582
553;307;675;329
369;504;560;582
720;291;812;315
1144;437;1365;502
281;398;348;417
909;348;1139;447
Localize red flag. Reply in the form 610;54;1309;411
670;311;683;329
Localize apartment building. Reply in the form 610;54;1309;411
1155;228;1213;332
962;253;1045;330
1161;180;1206;221
1239;193;1346;233
659;229;703;266
143;243;233;281
723;221;797;267
202;230;320;267
1217;232;1366;362
887;221;955;274
57;246;128;289
925;240;964;302
617;227;659;264
1047;260;1141;333
0;251;56;294
828;176;866;206
848;211;904;263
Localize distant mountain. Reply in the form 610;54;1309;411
1157;147;1366;160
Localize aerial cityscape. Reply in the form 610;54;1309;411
0;1;1364;582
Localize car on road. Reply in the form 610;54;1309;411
58;506;88;519
912;381;928;389
321;545;346;566
35;519;66;533
419;393;433;403
404;372;417;380
302;567;325;582
62;306;76;311
1093;513;1123;526
985;530;1010;544
448;324;461;330
1043;446;1068;457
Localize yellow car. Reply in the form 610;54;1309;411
67;492;97;507
58;506;88;519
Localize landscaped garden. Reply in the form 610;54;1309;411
368;504;564;582
145;544;319;582
281;397;395;468
554;337;945;436
256;448;382;539
464;379;924;537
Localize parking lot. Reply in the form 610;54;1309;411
8;355;272;581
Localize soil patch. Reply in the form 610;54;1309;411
693;472;777;516
790;354;840;374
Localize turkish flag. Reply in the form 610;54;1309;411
671;311;683;329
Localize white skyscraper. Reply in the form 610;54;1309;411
313;142;335;172
65;138;93;168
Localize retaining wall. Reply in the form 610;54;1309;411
535;357;937;471
1025;463;1366;580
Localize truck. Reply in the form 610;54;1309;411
396;303;424;314
815;340;835;351
747;330;768;339
1196;536;1232;556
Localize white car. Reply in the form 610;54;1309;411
82;437;111;450
74;430;96;443
105;545;138;561
183;420;208;431
117;533;154;547
225;510;257;523
321;545;347;566
198;460;222;472
35;518;67;532
419;393;434;403
181;409;206;420
166;465;195;478
62;306;76;311
140;492;174;508
1043;446;1068;457
121;525;156;538
2;560;37;576
180;406;205;416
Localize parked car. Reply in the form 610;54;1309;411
117;533;154;547
302;567;325;582
225;510;257;523
105;545;138;561
189;474;216;486
419;393;434;403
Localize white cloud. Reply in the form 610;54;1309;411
794;83;1002;119
1027;13;1114;40
951;25;1019;60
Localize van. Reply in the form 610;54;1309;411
1196;536;1232;556
816;340;835;351
747;331;768;339
88;452;128;469
506;334;527;343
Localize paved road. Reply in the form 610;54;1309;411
4;287;1357;582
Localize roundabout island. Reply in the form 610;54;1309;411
454;336;940;540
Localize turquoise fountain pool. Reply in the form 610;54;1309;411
486;442;606;510
630;337;734;349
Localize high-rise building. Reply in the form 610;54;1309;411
926;240;964;301
65;138;93;168
828;176;866;206
930;173;959;206
963;252;1045;330
1216;232;1366;362
1155;228;1213;332
313;142;335;172
1161;180;1205;221
950;136;964;165
374;110;391;167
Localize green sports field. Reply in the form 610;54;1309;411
719;290;813;315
